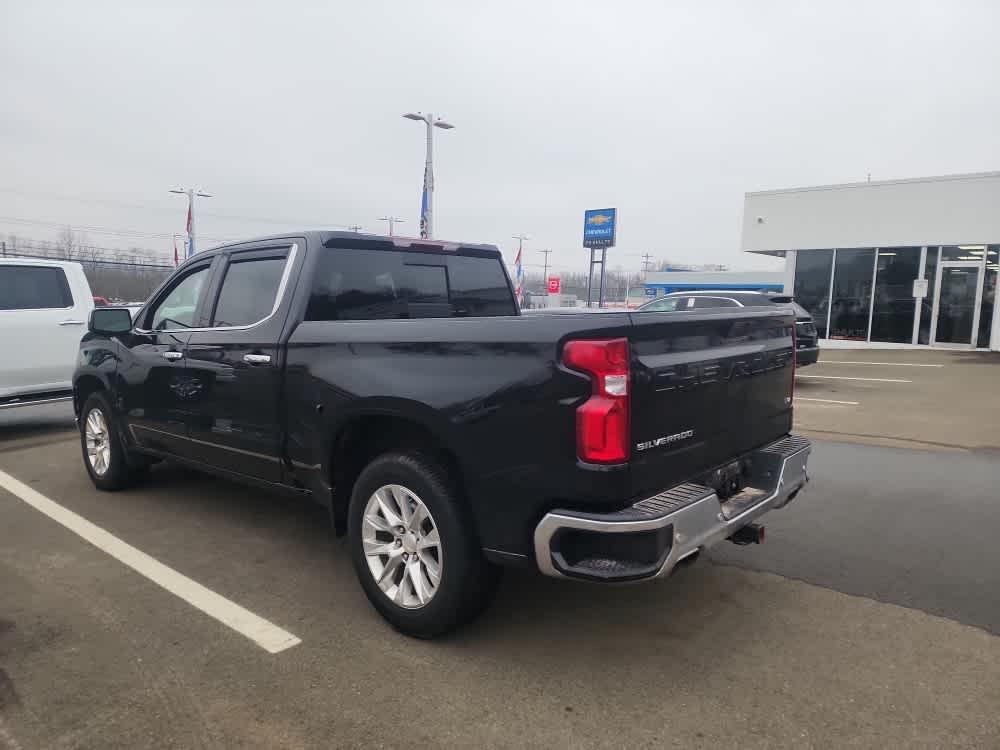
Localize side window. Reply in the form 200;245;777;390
0;265;73;310
211;255;287;327
642;297;681;312
305;248;516;321
692;297;739;309
147;266;210;330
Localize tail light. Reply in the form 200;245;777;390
562;338;630;464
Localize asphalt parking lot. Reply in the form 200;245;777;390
2;350;1000;749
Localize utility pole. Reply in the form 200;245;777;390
641;253;654;277
378;216;405;237
538;249;552;282
169;188;212;258
403;112;455;239
1;241;5;258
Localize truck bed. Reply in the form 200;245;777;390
284;305;795;558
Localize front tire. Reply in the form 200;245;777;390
80;392;143;491
347;452;500;638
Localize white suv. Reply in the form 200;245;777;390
1;257;95;408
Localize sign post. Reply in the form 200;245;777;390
547;276;561;295
582;208;617;308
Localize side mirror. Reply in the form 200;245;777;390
89;307;132;336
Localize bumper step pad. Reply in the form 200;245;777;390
534;435;811;581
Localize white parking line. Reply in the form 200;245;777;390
0;469;301;654
818;360;944;368
796;374;912;383
797;397;860;405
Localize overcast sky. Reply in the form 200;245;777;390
2;1;999;274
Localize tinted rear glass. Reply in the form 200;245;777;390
0;265;73;310
305;248;516;321
211;256;287;327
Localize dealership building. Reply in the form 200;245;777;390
742;171;1000;351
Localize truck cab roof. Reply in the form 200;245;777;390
200;231;502;260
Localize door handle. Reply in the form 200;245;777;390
58;320;85;326
162;351;183;361
243;353;271;364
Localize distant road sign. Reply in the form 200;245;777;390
547;276;561;294
583;208;617;249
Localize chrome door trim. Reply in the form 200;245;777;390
133;243;298;335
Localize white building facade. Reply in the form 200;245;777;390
742;171;1000;351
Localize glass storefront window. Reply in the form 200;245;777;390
829;248;875;340
979;246;998;348
942;245;987;262
870;247;920;343
918;247;939;345
792;250;833;338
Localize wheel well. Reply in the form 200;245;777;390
330;415;466;535
74;375;105;416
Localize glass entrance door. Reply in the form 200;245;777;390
931;262;983;347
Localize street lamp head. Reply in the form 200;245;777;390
169;189;185;194
402;112;425;121
433;120;455;130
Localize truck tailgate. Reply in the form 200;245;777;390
626;308;795;497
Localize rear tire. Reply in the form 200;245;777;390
79;392;144;491
347;452;500;638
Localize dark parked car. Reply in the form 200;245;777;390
75;232;810;637
638;290;820;366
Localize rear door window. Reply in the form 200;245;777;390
306;248;516;321
445;254;517;316
210;254;288;327
0;265;73;310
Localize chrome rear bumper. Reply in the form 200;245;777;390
533;435;811;581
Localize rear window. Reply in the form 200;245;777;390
791;302;811;318
305;248;516;321
0;265;73;310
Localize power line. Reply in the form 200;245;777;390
0;186;354;231
0;215;238;243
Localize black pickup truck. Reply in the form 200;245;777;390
75;231;811;637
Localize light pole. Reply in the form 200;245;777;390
169;188;212;258
378;216;406;237
402;112;454;239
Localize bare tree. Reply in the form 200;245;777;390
59;226;83;259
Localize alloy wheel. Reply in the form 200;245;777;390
85;408;112;476
362;484;443;609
